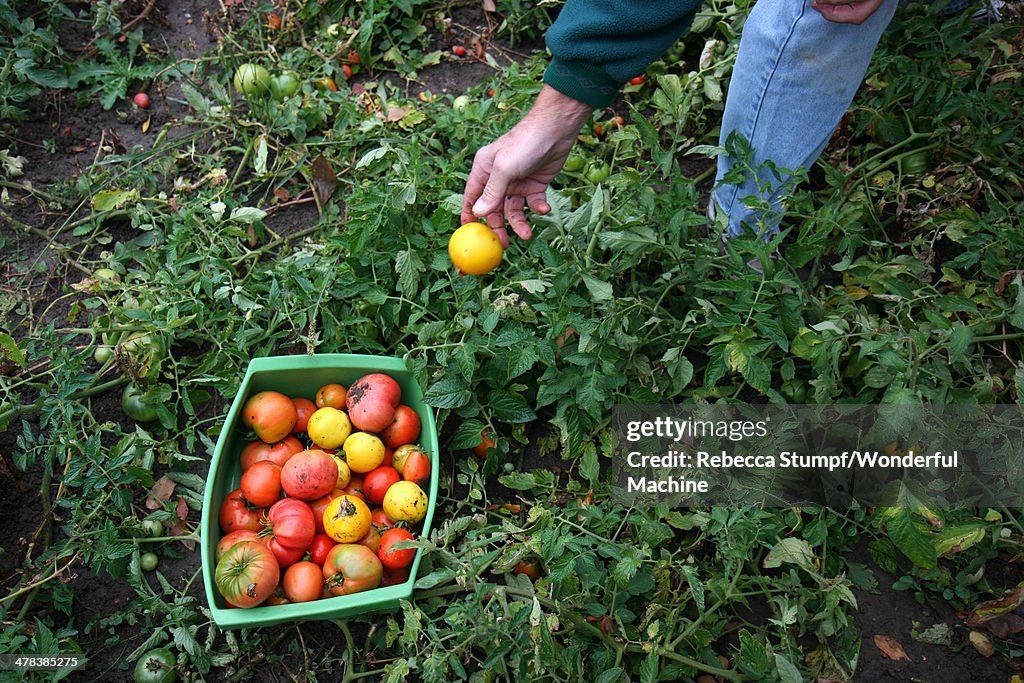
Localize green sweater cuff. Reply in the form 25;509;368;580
543;58;621;109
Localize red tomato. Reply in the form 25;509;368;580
291;398;316;433
215;529;260;563
341;64;353;79
310;489;344;535
322;544;382;596
452;45;467;57
378;528;415;570
266;12;281;30
283;561;323;603
346;373;401;433
242;391;297;443
240;461;282;507
487;88;495;97
391;444;423;475
315;383;347;409
133;92;150;109
630;75;645;86
515;561;542;581
281;450;339;501
219;488;264;533
381;447;394;468
381;565;410;587
318;78;338;92
357;523;382;555
260;498;315;568
347;50;360;64
473;429;496;459
342;476;365;502
239;436;303;471
380;405;421;448
307;534;336;566
264;586;289;606
363;466;400;506
214;541;279;608
402;451;431;488
370;507;394;530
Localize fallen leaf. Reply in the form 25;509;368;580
273;187;290;202
141;116;151;133
172;496;195;550
146;475;176;510
311;155;338;204
873;634;910;661
375;106;409;123
983;613;1024;639
969;630;995;658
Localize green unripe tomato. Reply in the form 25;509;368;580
94;345;113;364
122;385;159;423
233;63;271;96
134;648;177;683
141;519;163;537
563;154;585;173
585;161;610;184
268;72;301;101
140;552;159;572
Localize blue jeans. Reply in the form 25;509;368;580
713;0;899;238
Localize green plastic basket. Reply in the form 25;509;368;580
200;354;439;628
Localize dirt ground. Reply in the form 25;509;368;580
2;1;1022;681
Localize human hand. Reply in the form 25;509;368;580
462;85;593;247
810;0;886;24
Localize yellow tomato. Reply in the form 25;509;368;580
343;432;385;473
448;222;503;275
383;481;428;524
331;454;352;489
307;407;352;450
323;494;372;543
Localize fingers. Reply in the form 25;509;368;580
810;0;884;24
504;195;533;242
462;151;491;225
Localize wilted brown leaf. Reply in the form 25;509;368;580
985;614;1024;639
311;155;338;204
486;503;522;514
966;581;1024;627
172;496;195;550
995;270;1024;296
375;106;409;123
146;475;176;509
873;635;910;661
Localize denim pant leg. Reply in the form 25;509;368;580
713;0;899;239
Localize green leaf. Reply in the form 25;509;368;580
679;564;705;612
488;389;536;423
581;274;613;302
451;419;486;450
413;568;455;590
639;649;659;683
594;667;624;683
498;471;541;491
396;249;425;298
0;332;26;366
229;206;267;224
91;189;138;212
774;652;803;683
948;323;973;362
763;537;815;572
882;506;936;569
423;377;471;409
579;442;599;485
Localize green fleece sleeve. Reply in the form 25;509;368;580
543;0;703;108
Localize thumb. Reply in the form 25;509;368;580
472;173;508;218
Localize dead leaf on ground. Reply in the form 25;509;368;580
873;634;911;661
311;155;338;204
969;630;995;657
966;581;1024;627
171;496;195;550
485;503;522;514
985;613;1024;639
375;106;409;123
146;475;176;509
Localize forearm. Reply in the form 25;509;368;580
544;0;704;107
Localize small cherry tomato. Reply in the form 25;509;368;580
452;45;467;57
341;64;353;79
318;78;338;92
266;12;281;29
347;50;361;64
133;92;150;109
140;552;159;572
630;75;646;86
